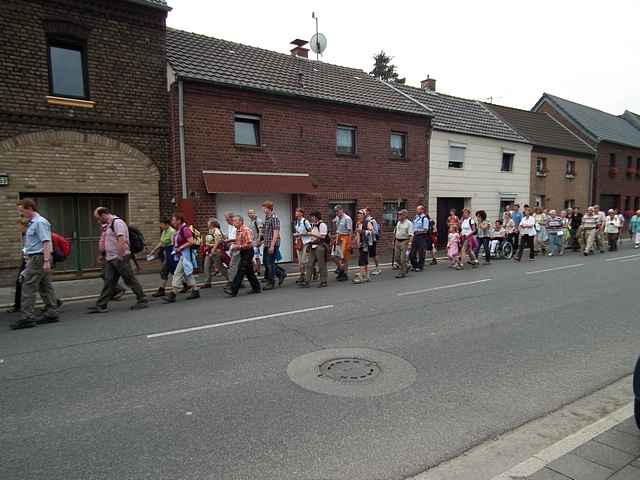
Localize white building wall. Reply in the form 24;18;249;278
428;130;532;222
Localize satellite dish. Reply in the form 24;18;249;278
310;33;327;55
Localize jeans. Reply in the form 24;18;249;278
21;255;58;320
410;234;429;269
231;249;261;294
97;255;145;307
547;231;562;255
478;237;490;262
263;248;286;285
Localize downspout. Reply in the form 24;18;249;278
178;78;188;200
588;154;594;206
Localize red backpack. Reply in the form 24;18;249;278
52;232;71;262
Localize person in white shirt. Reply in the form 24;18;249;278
515;207;536;261
293;208;313;283
300;211;329;287
604;209;622;251
224;211;240;285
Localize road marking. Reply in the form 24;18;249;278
490;402;634;479
618;257;640;263
525;263;584;275
606;253;640;262
146;305;334;339
397;278;493;297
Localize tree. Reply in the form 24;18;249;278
370;50;405;84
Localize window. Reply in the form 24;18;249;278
448;145;465;169
536;157;547;175
566;160;576;176
635;197;640;210
390;132;406;159
637;158;640;171
609;153;616;167
234;114;261;146
624;196;631;211
501;152;514;172
328;201;356;232
564;199;576;209
47;36;88;99
383;200;407;227
336;126;356;154
535;195;545;208
628;156;634;169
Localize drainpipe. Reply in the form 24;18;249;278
178;78;188;200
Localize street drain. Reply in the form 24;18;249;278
287;348;416;398
318;357;381;383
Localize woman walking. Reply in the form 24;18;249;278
475;210;491;265
352;210;374;284
459;208;478;269
203;218;227;287
604;209;622;251
163;213;200;303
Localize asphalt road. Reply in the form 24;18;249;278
2;248;640;480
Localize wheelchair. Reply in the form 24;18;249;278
479;237;514;260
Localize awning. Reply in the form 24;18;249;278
203;170;316;194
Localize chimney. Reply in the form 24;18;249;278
290;38;309;58
421;76;436;92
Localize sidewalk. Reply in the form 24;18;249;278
527;416;640;480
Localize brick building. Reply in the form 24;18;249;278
533;94;640;213
487;104;596;211
166;31;433;260
0;0;170;285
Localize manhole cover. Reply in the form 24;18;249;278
318;357;381;383
287;348;416;398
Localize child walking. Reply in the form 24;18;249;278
447;225;461;269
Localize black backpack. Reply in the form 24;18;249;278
111;218;145;254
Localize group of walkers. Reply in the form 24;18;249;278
8;197;640;330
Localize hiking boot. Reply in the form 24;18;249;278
298;281;311;288
430;259;438;265
88;305;109;314
352;274;365;284
455;264;464;270
162;292;177;303
56;299;63;308
318;282;328;288
10;319;36;330
278;272;287;286
337;272;348;282
130;300;149;310
186;290;200;300
113;288;126;301
263;283;275;291
151;288;166;298
223;288;237;297
395;273;406;278
6;305;20;314
370;268;381;276
35;313;60;324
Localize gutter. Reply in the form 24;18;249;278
178;79;188;200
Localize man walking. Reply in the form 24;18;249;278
224;212;239;285
162;213;200;303
224;216;261;297
593;205;606;253
331;205;353;282
11;199;60;329
88;207;148;313
301;211;329;288
262;201;287;290
293;208;313;283
514;206;536;261
569;207;582;251
511;204;522;252
545;210;564;256
394;209;413;278
631;210;640;248
410;205;430;271
581;206;599;255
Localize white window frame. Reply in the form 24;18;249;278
448;143;466;169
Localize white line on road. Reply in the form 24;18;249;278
525;264;584;275
605;253;640;262
397;278;493;297
146;305;334;339
618;257;640;263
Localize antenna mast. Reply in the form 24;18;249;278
312;12;319;61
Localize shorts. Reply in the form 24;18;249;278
358;249;369;266
336;235;351;260
368;242;377;258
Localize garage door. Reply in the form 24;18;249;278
216;194;293;262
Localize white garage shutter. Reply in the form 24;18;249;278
216;194;293;262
